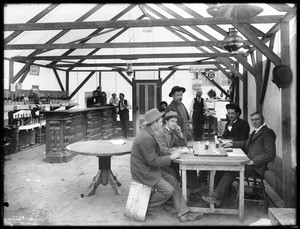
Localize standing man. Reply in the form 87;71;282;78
202;111;276;206
155;111;203;201
165;86;193;142
130;108;203;222
118;93;131;138
189;88;209;141
222;102;250;141
109;93;120;107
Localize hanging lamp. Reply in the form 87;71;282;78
126;63;133;76
221;28;244;55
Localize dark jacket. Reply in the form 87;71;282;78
222;118;250;141
130;125;171;187
86;96;99;108
232;125;276;177
165;100;190;138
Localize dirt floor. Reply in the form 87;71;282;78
3;138;273;226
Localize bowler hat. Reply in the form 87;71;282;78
272;65;293;89
164;111;179;121
226;102;241;114
169;86;186;97
144;108;164;125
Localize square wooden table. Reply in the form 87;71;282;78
175;142;250;221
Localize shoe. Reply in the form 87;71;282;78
179;211;203;223
201;195;221;206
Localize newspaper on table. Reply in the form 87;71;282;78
109;139;126;145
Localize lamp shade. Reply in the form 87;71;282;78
126;63;133;76
221;28;244;54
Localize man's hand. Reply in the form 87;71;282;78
170;152;181;160
246;160;254;165
222;142;233;148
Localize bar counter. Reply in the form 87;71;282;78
42;106;116;163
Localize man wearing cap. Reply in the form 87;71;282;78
130;108;203;222
222;102;250;141
165;86;193;141
189;88;209;141
155;111;204;201
202;111;276;207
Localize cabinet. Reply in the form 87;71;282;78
42;106;116;163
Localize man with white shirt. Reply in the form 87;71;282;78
202;111;276;206
222;102;250;141
189;89;209;141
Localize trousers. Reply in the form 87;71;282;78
213;165;261;200
148;169;190;217
119;109;129;137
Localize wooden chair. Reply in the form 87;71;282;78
235;174;268;208
124;180;152;222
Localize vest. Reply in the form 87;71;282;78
193;97;204;117
118;99;128;111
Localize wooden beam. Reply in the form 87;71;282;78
242;61;248;120
13;52;233;61
66;71;69;95
50;60;234;68
4;15;283;31
233;23;281;66
53;69;65;91
280;22;293;208
255;50;263;112
214;63;234;81
218;57;244;82
9;60;14;92
4;4;59;45
5;40;253;50
204;75;230;98
269;3;292;12
18;69;29;84
260;34;275;104
116;70;132;86
12;60;34;84
234;55;257;77
68;71;95;99
161;69;177;85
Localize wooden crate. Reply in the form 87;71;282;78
124;180;152;222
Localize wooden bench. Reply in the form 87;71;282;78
124;180;152;222
268;208;296;226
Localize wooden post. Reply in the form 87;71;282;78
280;22;293;208
66;71;69;98
242;61;248;120
255;51;262;113
98;71;102;90
9;60;14;99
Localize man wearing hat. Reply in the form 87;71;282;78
130;108;203;222
212;102;250;187
222;102;250;141
155;111;204;201
165;86;193;141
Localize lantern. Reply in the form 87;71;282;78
221;28;244;55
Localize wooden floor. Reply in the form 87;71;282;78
3;138;280;226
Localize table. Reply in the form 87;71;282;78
66;139;132;197
175;142;250;221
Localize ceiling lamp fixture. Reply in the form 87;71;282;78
221;28;244;55
126;63;133;76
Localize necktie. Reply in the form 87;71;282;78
250;131;256;141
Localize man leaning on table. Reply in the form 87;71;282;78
130;108;203;223
154;111;203;202
202;111;276;206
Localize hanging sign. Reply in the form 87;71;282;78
29;65;40;75
207;70;215;79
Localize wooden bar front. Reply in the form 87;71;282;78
42;106;116;163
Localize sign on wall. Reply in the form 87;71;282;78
29;65;40;75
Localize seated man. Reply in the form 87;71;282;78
130;108;203;222
202;111;276;206
155;111;203;201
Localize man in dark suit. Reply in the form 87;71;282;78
222;102;250;141
86;90;99;108
202;111;276;206
130;108;203;222
118;93;131;138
